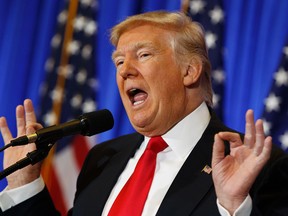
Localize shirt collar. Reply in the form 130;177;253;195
145;102;211;159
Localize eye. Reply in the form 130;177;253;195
140;53;150;58
138;52;152;61
114;58;124;68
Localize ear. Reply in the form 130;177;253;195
183;60;203;86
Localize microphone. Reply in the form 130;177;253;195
9;109;114;147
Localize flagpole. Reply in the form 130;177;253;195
41;0;79;192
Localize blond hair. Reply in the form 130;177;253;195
110;11;213;106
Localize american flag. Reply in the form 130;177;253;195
184;0;288;152
37;0;99;214
184;0;225;119
262;39;288;152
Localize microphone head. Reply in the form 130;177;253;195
79;109;114;136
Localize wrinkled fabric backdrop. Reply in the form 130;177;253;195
0;0;287;197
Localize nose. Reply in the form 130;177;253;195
118;59;138;79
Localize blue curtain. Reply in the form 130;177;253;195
0;0;64;135
0;0;287;191
0;0;64;189
223;0;288;130
0;0;181;190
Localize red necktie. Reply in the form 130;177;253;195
108;136;168;216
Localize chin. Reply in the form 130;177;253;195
132;121;162;137
131;119;147;130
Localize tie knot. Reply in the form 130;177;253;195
146;136;168;153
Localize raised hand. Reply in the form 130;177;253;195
211;110;272;214
0;99;43;189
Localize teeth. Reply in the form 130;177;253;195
130;88;137;92
134;100;144;106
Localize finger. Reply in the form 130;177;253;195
258;136;272;163
24;99;37;128
212;134;225;168
16;105;26;137
0;117;13;144
25;126;38;152
26;123;43;135
244;109;256;148
217;132;243;148
253;119;265;156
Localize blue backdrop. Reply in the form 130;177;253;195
0;0;287;191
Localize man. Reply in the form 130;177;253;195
0;11;287;216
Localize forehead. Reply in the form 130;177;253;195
115;25;173;53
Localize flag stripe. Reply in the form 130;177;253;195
54;147;79;210
48;167;67;215
71;135;90;169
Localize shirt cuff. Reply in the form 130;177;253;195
217;195;252;216
0;176;45;211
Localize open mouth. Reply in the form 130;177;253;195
128;88;148;106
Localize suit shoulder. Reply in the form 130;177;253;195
75;133;143;198
89;132;143;153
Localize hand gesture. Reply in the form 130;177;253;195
211;110;272;214
0;99;42;189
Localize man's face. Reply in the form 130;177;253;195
113;24;189;136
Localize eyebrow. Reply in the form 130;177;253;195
112;41;155;61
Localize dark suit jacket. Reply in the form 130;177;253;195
1;111;288;216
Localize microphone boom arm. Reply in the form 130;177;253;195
0;135;59;181
0;109;114;180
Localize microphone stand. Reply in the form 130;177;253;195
0;134;60;181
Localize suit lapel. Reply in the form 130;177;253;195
156;111;226;216
73;110;230;216
73;133;144;216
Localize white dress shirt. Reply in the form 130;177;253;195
0;102;251;215
102;102;251;216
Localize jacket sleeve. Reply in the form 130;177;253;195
0;187;60;216
250;150;288;216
